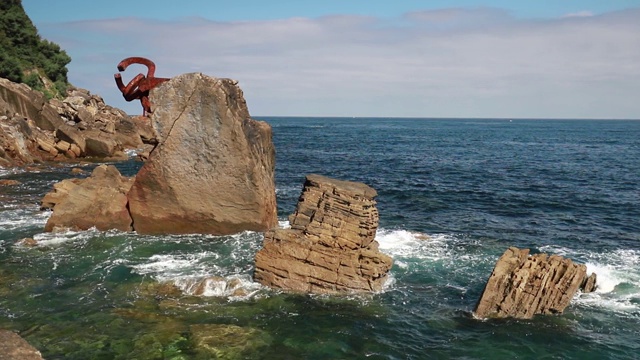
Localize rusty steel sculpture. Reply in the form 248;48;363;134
114;57;169;116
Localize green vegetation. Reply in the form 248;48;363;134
0;0;71;98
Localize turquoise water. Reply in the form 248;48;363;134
0;118;639;359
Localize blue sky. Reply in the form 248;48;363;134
21;1;640;118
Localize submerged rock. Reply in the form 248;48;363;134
474;247;597;319
0;329;44;360
254;174;393;294
127;73;277;235
42;165;134;232
190;324;271;359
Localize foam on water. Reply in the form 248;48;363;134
536;245;640;315
32;228;98;247
0;207;50;230
131;252;223;282
174;274;263;300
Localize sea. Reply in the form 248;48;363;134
0;117;638;359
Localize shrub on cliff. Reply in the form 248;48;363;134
0;0;71;98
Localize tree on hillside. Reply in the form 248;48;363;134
0;0;71;97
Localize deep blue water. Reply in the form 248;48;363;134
1;117;639;359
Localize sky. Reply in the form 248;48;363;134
21;0;640;119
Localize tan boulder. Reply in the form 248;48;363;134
127;73;277;235
254;174;393;294
474;247;597;319
43;165;134;232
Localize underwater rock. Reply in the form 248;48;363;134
127;73;277;235
0;329;44;360
254;174;393;294
474;247;597;319
190;324;271;359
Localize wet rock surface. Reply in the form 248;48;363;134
474;246;597;319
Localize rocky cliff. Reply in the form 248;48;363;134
254;174;393;294
474;247;597;319
1;77;155;166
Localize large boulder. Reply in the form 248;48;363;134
254;174;393;294
127;73;277;235
43;165;134;232
474;247;597;319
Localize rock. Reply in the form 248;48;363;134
83;129;121;157
582;272;597;293
43;165;134;232
69;167;87;175
55;123;86;154
127;73;277;235
190;324;271;359
0;77;63;131
0;329;44;360
474;247;598;319
0;179;20;186
16;237;37;247
254;174;393;294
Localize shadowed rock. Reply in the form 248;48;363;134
254;174;393;294
43;165;134;232
474;247;597;319
127;73;277;235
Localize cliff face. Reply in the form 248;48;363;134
254;174;393;294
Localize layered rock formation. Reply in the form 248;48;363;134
254;174;393;294
42;165;134;232
127;73;277;235
474;247;597;319
1;77;155;167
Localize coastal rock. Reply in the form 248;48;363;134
0;77;62;131
127;73;277;235
474;247;597;319
254;174;393;294
43;165;134;232
1;77;156;166
0;329;43;360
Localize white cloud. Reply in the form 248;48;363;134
40;8;640;118
562;10;595;18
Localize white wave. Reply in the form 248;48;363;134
376;229;450;260
32;228;98;247
174;274;263;300
130;252;222;282
0;208;50;230
278;220;291;229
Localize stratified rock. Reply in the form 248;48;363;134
0;329;43;360
254;174;393;294
474;247;597;319
127;73;277;235
43;165;134;232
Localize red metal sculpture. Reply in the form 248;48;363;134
114;57;169;116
